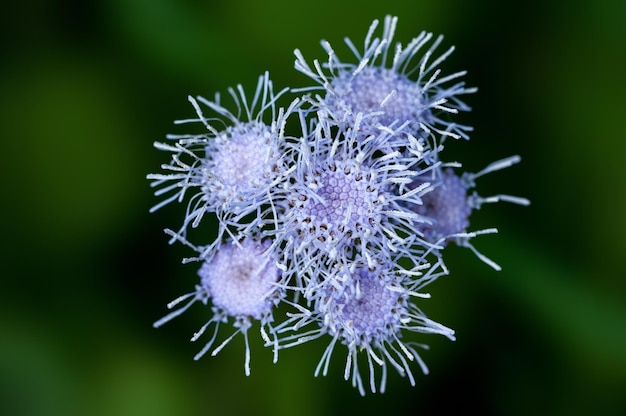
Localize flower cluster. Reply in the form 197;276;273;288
148;16;529;395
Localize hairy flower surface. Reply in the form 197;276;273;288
412;156;530;270
199;238;280;319
149;14;528;396
272;258;454;395
294;15;476;141
201;121;282;210
413;167;472;242
276;114;435;281
153;238;283;375
147;72;299;243
328;67;426;131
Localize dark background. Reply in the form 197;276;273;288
1;1;625;415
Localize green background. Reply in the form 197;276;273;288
1;1;625;415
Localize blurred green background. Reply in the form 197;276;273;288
1;0;625;415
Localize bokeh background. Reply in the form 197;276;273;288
1;1;625;415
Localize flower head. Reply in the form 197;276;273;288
147;72;299;243
272;256;454;395
413;167;472;242
276;113;435;281
200;121;283;211
413;156;531;270
199;238;281;319
294;15;476;142
153;237;283;376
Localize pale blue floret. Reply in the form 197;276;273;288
147;72;300;250
294;15;476;142
271;257;455;395
274;112;438;284
413;167;473;241
414;155;530;270
153;238;283;376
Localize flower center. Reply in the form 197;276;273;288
414;169;471;241
200;239;280;319
331;271;402;344
296;159;381;246
205;123;278;203
330;67;427;128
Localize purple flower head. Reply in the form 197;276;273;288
153;238;284;376
413;156;530;270
200;121;282;211
199;238;281;319
413;167;472;241
294;15;476;142
147;72;300;242
322;267;413;348
272;256;454;395
277;113;436;278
